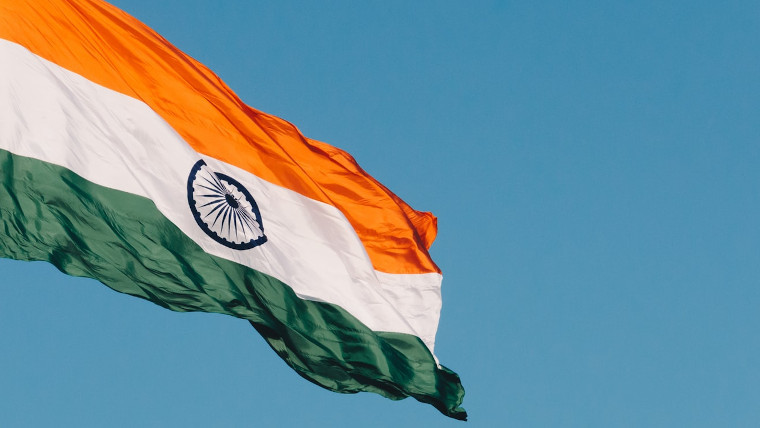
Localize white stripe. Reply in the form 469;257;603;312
0;39;441;352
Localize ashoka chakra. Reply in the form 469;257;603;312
187;160;267;250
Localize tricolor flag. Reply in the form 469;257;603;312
0;0;466;420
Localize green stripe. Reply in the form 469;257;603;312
0;148;466;420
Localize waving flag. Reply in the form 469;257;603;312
0;0;466;420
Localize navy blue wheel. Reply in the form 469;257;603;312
187;160;267;250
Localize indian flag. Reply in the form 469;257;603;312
0;0;466;420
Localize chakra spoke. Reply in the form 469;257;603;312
225;205;234;237
204;199;227;219
220;204;231;232
236;212;250;237
232;209;240;241
209;202;228;227
200;179;224;194
239;209;259;228
196;183;225;195
208;173;229;194
201;172;227;193
238;209;262;237
198;198;226;209
239;209;260;239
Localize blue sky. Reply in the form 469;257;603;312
1;1;759;426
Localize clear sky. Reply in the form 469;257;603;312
1;1;759;426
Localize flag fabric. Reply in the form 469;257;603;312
0;0;466;420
